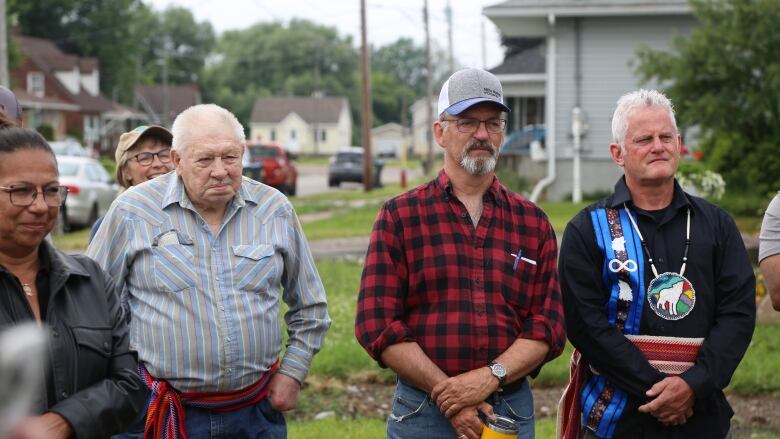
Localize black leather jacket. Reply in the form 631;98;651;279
0;241;144;439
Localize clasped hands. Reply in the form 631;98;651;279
638;376;695;427
430;367;499;439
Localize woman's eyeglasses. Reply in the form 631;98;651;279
130;149;172;166
0;184;68;207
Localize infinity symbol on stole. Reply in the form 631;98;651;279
608;258;638;273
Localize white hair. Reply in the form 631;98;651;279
170;103;245;152
611;89;678;148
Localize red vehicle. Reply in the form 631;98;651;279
246;143;298;196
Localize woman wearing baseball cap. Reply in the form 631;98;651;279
89;125;173;240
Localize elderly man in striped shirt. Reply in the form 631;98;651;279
87;103;330;438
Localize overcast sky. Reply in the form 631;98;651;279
149;0;507;69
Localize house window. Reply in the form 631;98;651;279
271;129;276;141
290;129;296;140
320;129;327;142
27;72;45;97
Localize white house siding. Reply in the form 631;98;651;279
519;14;694;200
410;98;437;158
80;69;100;96
55;68;80;95
331;105;353;153
553;15;697;160
250;120;346;156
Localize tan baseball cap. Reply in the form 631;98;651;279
115;125;173;187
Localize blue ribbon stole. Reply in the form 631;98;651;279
582;208;646;438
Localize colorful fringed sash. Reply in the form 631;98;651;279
140;360;279;439
558;208;646;439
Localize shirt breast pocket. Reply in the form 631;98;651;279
499;249;538;313
70;326;111;389
232;244;277;292
152;243;197;292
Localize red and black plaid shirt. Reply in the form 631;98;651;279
355;170;566;377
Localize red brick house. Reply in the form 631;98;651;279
10;35;144;154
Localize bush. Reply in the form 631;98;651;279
496;167;529;195
100;159;117;180
36;124;54;140
714;191;774;217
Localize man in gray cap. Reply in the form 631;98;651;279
355;68;566;439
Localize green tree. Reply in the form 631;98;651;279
371;70;413;127
9;0;150;103
635;0;780;195
139;7;216;85
370;38;450;127
202;20;359;131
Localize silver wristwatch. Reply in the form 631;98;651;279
488;361;507;385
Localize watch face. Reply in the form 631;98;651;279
491;363;507;377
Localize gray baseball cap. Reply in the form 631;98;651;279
0;86;22;125
437;68;511;116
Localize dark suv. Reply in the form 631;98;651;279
327;147;382;188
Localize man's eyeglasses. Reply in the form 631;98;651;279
441;118;507;134
131;149;172;166
0;184;68;207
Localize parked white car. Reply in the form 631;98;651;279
50;138;89;157
56;156;118;231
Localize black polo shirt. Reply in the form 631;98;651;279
559;177;756;438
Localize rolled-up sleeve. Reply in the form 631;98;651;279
355;203;414;365
521;217;566;362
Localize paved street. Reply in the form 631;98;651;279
295;163;423;197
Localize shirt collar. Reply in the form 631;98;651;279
434;169;504;206
0;240;89;285
609;175;691;212
161;173;253;210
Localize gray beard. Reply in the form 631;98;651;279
459;141;498;176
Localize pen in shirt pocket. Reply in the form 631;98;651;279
510;249;537;271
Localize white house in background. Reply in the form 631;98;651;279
371;122;409;158
249;96;351;155
484;0;696;200
410;97;436;159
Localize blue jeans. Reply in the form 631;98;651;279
112;394;286;439
387;379;535;439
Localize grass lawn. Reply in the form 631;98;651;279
288;417;386;438
286;412;557;439
306;260;392;380
51;228;91;251
287;416;780;439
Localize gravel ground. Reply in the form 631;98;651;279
293;381;780;437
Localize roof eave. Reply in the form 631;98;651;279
484;4;690;18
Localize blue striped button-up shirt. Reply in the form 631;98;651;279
87;172;330;392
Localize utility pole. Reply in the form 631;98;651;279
162;51;169;127
313;45;321;155
0;0;8;87
481;19;487;69
360;0;373;191
445;0;454;74
423;0;434;175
